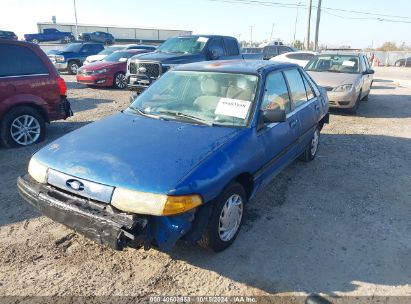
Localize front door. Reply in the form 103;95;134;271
256;71;300;187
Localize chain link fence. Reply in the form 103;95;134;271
364;51;411;66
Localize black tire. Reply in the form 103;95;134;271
348;92;361;114
298;126;320;162
63;36;71;44
0;106;45;148
113;72;127;89
67;61;80;75
198;182;246;252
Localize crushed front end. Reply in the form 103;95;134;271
17;174;196;251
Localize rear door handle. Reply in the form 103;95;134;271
289;119;298;128
314;104;320;111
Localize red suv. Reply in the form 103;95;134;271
0;40;72;148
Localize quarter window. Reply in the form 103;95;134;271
284;69;308;108
261;72;291;113
302;74;315;100
0;45;48;77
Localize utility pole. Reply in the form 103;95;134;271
306;0;312;50
249;26;253;46
314;0;322;51
293;1;301;45
73;0;79;39
269;23;275;42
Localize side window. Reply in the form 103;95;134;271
301;72;315;100
0;45;48;77
359;56;367;72
224;38;239;56
279;46;292;55
208;38;225;57
261;72;291;113
93;44;103;53
284;69;308;108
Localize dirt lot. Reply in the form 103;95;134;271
0;67;410;299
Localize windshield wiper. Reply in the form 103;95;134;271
128;107;163;119
156;110;211;126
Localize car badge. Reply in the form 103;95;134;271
66;179;85;191
138;67;147;73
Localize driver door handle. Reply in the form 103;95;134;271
289;119;298;128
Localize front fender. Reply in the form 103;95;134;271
171;128;265;203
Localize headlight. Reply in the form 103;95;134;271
111;187;202;216
28;158;48;184
93;68;108;75
333;84;353;92
55;55;65;63
163;64;179;71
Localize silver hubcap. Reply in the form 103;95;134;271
218;194;243;242
10;115;41;145
71;64;79;74
115;74;126;88
311;129;320;156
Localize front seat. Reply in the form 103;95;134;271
193;78;221;112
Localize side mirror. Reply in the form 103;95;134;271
257;108;286;130
209;49;220;60
363;69;375;75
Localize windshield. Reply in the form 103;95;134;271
156;37;208;54
128;71;259;127
62;43;82;52
305;55;360;74
103;51;134;62
98;46;124;55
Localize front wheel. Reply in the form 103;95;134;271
0;106;45;148
113;72;127;89
198;182;246;252
299;126;320;162
67;61;80;75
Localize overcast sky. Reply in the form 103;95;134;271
1;0;411;48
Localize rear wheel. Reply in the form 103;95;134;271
113;72;127;89
0;106;45;148
198;182;246;252
63;36;71;43
299;126;320;162
68;61;80;75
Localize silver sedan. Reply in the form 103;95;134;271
306;53;374;114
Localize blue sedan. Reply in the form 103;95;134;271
17;60;329;252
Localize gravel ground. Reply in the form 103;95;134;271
0;67;410;300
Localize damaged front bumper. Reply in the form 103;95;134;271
17;175;197;251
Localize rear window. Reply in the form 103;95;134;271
287;53;315;61
0;44;48;77
224;38;239;56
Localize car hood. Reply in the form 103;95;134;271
50;50;77;56
80;61;122;71
85;54;107;62
131;51;205;64
33;112;240;194
307;71;360;88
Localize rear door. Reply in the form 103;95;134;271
0;44;57;110
283;68;321;152
256;71;300;187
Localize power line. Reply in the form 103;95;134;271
206;0;411;23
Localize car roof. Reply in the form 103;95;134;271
175;34;237;39
174;60;298;74
320;51;364;56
